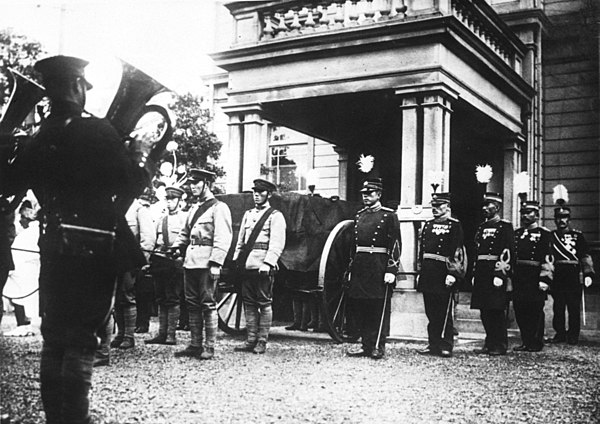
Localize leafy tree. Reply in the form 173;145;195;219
168;92;223;177
0;28;46;107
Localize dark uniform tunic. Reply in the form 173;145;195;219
513;226;553;349
470;217;514;354
417;216;464;352
550;228;595;342
13;101;137;349
349;203;400;351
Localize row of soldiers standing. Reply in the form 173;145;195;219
417;190;595;358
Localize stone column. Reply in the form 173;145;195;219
334;146;348;200
421;92;453;198
503;134;525;224
225;114;243;194
241;109;265;190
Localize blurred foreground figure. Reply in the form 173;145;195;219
5;55;138;424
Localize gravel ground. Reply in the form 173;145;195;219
1;319;599;424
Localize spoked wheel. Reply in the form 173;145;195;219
216;280;246;336
318;219;355;343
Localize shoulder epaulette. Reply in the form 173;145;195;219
381;206;395;213
540;226;551;232
448;217;459;222
500;219;512;225
356;207;368;214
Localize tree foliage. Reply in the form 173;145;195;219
0;28;46;107
168;92;223;177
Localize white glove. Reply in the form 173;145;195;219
210;265;221;279
445;275;456;287
259;264;271;275
584;276;593;288
493;277;503;287
538;281;549;291
384;273;396;285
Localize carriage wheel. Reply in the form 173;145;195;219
318;219;355;343
216;283;246;336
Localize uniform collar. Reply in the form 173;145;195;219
50;100;83;117
366;202;382;212
255;200;270;210
486;215;500;224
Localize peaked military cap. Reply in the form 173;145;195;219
520;200;540;212
483;192;503;204
554;205;571;217
360;178;383;193
34;55;93;89
187;168;216;183
165;186;184;199
139;187;157;203
431;192;451;205
252;178;277;192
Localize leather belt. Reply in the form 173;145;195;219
517;259;541;266
477;254;499;261
356;246;388;254
252;242;269;250
191;239;213;246
555;260;578;265
423;253;447;262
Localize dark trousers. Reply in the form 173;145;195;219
240;272;274;307
40;342;94;424
135;273;155;328
154;272;183;308
479;308;507;353
350;296;391;352
184;268;216;313
552;290;581;342
423;291;454;352
514;300;545;349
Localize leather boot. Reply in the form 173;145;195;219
300;301;310;331
234;304;259;352
94;313;113;366
165;305;179;345
110;307;124;348
118;305;136;350
145;306;168;344
285;299;302;330
175;309;203;357
307;296;319;330
255;304;272;353
200;309;217;360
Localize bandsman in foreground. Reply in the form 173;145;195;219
346;178;400;360
417;191;465;358
233;179;286;354
172;169;232;359
512;200;553;352
470;192;514;356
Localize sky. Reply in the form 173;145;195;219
0;0;225;115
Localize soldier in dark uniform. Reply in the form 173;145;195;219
4;56;140;424
549;204;595;345
470;192;515;356
346;178;400;360
417;192;465;358
512;200;553;352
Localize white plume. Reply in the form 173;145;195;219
356;154;374;173
475;164;493;184
514;172;530;195
552;184;569;205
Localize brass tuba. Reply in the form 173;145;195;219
106;60;173;166
0;68;45;136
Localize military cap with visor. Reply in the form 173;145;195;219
431;192;451;205
482;192;503;204
252;178;277;192
554;206;571;217
165;186;184;199
34;55;93;90
187;168;216;183
360;178;383;193
520;200;540;213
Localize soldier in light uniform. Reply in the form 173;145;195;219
549;203;595;345
470;192;515;356
512;200;553;352
145;186;187;345
233;179;286;354
417;192;465;358
346;178;400;360
172;169;232;359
